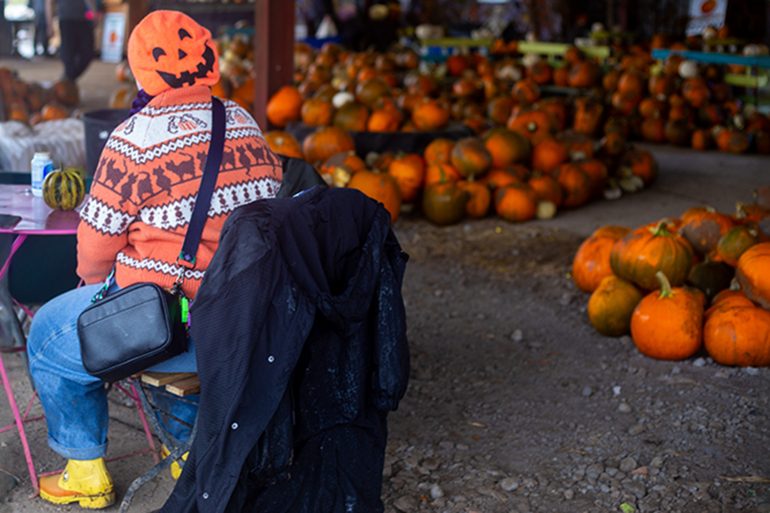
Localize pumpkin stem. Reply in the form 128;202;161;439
655;271;674;298
648;220;671;237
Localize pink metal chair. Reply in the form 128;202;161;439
0;233;159;495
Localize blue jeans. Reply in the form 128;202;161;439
27;284;198;460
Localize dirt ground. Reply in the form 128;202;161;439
0;59;768;513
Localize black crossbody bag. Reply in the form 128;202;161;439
77;97;226;383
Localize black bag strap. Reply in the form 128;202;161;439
176;97;226;274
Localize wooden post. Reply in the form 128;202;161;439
254;0;295;128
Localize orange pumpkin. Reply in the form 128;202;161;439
715;128;750;154
333;102;369;132
528;60;553;85
482;127;531;168
450;138;492;178
300;97;334;127
631;272;704;360
487;96;515;126
704;299;770;367
320;151;367;176
736;243;770;309
424;138;455;166
536;97;568;132
572;225;631;293
621;148;658;186
264;130;304;159
266;85;303;128
507;109;554;144
481;166;528;189
617;71;645;98
577;159;609;197
458;180;491;218
573;97;604;136
641;117;666;143
355;78;391;108
528;174;563;206
532;138;568;173
388;154;425;202
555;163;591;209
301;126;355;165
682;77;710;108
568;61;599;88
494;183;537;222
367;107;402;132
691;129;712;151
424;163;462;186
412;100;450;131
347;170;401;222
39;103;69;122
51;79;80;107
679;206;734;255
610;221;695;290
588;275;644;337
512;78;541;104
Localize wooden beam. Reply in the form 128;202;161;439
254;0;295;128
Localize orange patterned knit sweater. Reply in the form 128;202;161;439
77;85;282;299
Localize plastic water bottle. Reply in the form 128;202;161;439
31;152;54;197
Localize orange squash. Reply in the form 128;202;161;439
264;130;304;159
422;181;468;226
704;300;770;367
631;272;704;360
507;109;554;145
333;102;369;132
481;165;528;190
266;85;303;128
736;242;770;309
528;174;563;207
494;183;537;222
572;225;631;293
458;180;491;218
347;169;401;223
424;138;455;166
450;138;492;178
555;163;591;209
302;126;355;165
679;206;734;255
300;97;334;127
388;154;425;203
412;100;450;131
621;148;658;186
588;275;643;337
482;127;531;168
610;221;694;290
424;163;462;186
532;138;568;173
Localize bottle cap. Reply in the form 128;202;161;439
33;152;51;159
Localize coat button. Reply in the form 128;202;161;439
267;355;275;363
202;492;209;499
231;422;239;430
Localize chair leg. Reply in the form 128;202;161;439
0;353;39;493
127;382;159;464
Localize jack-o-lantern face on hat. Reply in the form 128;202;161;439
128;10;220;96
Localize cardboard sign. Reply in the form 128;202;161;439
101;11;126;63
686;0;728;36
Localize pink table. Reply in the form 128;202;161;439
0;184;80;493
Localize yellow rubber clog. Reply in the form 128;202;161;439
39;458;115;509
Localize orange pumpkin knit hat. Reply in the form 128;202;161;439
127;10;220;96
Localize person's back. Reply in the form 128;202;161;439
27;10;282;509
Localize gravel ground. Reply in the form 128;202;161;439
383;217;769;513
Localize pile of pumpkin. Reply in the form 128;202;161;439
572;189;770;366
263;118;658;225
0;68;80;125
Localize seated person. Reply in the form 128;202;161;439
26;9;282;509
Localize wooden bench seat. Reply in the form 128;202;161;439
138;372;200;396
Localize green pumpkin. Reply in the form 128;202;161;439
42;167;86;211
587;275;643;337
686;261;734;302
716;225;759;267
422;182;468;226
